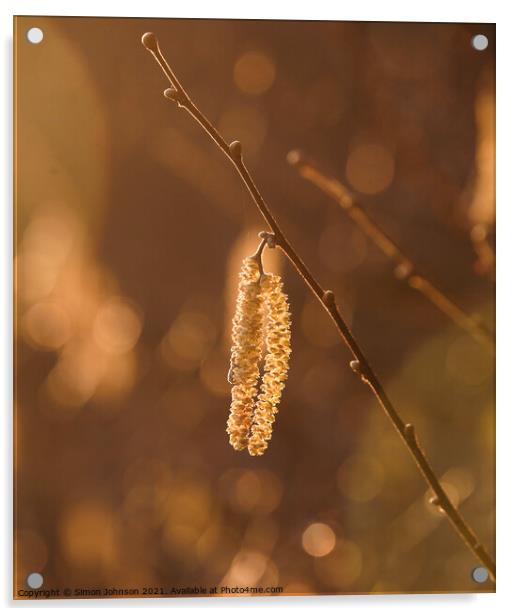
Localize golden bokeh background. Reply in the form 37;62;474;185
14;16;495;596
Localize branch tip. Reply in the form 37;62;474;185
141;32;159;53
286;149;303;167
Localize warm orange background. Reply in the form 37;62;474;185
14;16;495;597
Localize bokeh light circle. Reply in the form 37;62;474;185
345;143;395;195
302;523;336;557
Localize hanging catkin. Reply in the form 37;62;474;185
226;257;264;450
248;272;291;456
227;255;291;455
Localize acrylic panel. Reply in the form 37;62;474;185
13;16;495;599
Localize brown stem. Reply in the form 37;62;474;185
250;234;270;276
287;150;495;353
141;32;495;580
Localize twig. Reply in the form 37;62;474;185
250;236;267;276
250;231;276;277
287;150;495;353
141;32;495;580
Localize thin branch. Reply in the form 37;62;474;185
250;231;276;277
141;32;495;580
287;150;495;353
250;236;267;277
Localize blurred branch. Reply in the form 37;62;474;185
467;77;495;281
470;223;496;281
141;32;495;580
287;151;495;353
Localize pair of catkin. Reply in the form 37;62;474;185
227;256;291;456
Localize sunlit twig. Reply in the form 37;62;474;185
141;32;495;580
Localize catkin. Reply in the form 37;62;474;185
226;257;264;450
248;273;291;456
227;257;291;455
